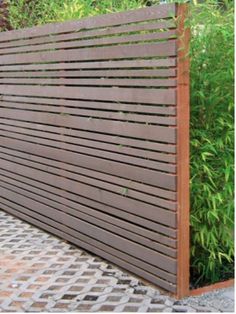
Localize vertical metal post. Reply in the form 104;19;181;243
176;3;190;299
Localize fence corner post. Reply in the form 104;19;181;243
176;3;190;299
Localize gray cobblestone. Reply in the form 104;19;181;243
0;210;234;312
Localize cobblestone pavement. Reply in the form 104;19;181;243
0;210;234;312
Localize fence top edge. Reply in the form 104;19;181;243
0;3;178;43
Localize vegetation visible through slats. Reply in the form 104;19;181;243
1;0;234;288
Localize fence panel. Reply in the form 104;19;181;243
0;3;189;296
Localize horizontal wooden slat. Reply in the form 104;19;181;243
0;129;176;173
0;101;177;125
0;69;177;78
0;203;177;292
0;135;177;191
0;20;175;50
0;84;176;105
0;122;176;164
0;78;176;88
0;3;176;43
0;3;181;294
0;108;176;143
0;96;177;116
0;185;177;274
0;151;176;231
0;58;177;71
0;149;176;213
0;30;176;55
0;174;176;258
0;146;177;202
0;166;177;248
0;42;177;65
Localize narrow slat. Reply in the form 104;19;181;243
0;202;177;292
0;185;177;274
0;153;176;230
0;129;176;173
0;69;177;78
0;166;177;247
0;78;176;88
0;173;176;259
0;122;176;164
0;146;177;202
0;136;177;191
0;117;177;155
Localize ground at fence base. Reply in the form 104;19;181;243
189;279;234;297
0;210;234;312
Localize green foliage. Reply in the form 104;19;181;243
6;0;234;287
188;1;234;286
7;0;143;28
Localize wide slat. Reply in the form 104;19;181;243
0;42;177;65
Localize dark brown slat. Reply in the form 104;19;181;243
0;136;176;211
0;153;177;242
0;101;177;125
0;21;175;50
0;123;177;165
0;117;177;156
0;69;177;78
0;129;176;173
0;4;176;42
0;58;176;71
0;175;176;260
0;122;176;164
0;135;177;191
0;42;177;65
0;146;177;203
0;108;176;143
0;78;177;88
0;167;177;248
0;151;177;229
0;30;176;55
0;152;177;229
0;203;176;292
0;185;177;274
0;96;177;116
0;85;176;106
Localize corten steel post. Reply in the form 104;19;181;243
176;3;190;299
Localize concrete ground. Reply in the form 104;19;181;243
0;210;234;312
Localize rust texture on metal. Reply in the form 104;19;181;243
0;3;190;294
176;4;190;299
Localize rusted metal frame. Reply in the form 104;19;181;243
176;3;190;299
189;279;234;296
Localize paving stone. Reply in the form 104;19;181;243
0;210;234;313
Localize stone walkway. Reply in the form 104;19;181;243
0;210;234;312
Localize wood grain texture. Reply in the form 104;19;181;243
0;3;190;295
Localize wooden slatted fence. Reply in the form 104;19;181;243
0;3;190;297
